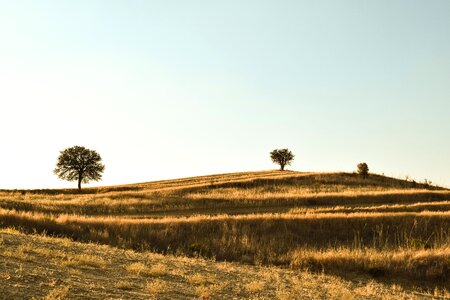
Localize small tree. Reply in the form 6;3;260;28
54;146;105;190
270;148;294;171
356;162;369;178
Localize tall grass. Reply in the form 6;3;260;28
0;171;448;216
0;171;449;288
2;208;449;261
289;247;450;283
290;200;450;214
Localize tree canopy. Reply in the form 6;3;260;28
356;162;369;178
270;148;294;171
54;146;105;190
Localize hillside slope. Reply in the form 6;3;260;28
1;171;447;217
0;171;449;296
0;230;428;300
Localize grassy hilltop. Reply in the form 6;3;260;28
1;171;450;298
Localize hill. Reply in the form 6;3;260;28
0;171;449;298
0;229;431;299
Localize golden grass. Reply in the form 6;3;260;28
2;229;443;299
126;262;168;277
290;247;450;282
245;280;265;292
42;285;71;300
290;200;450;214
1;241;108;269
62;253;107;268
126;262;148;275
146;279;167;294
148;263;169;277
184;187;440;200
1;172;446;216
187;273;212;285
0;204;449;289
195;284;223;299
1;170;449;293
114;280;133;290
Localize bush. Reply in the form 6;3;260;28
356;163;369;178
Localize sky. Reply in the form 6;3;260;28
0;1;449;189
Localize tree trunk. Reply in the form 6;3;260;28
78;176;82;190
280;164;285;171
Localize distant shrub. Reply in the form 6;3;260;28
356;163;369;179
423;179;432;188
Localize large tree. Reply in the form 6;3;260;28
54;146;105;190
270;148;294;171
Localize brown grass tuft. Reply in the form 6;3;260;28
42;285;70;300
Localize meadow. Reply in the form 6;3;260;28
1;171;449;298
0;229;426;299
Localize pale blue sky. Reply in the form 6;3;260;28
1;1;449;189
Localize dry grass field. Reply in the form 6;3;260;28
1;229;431;300
1;171;450;298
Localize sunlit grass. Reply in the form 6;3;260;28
0;171;445;216
0;170;449;292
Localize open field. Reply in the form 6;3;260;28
0;172;446;216
1;229;431;300
1;171;450;298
